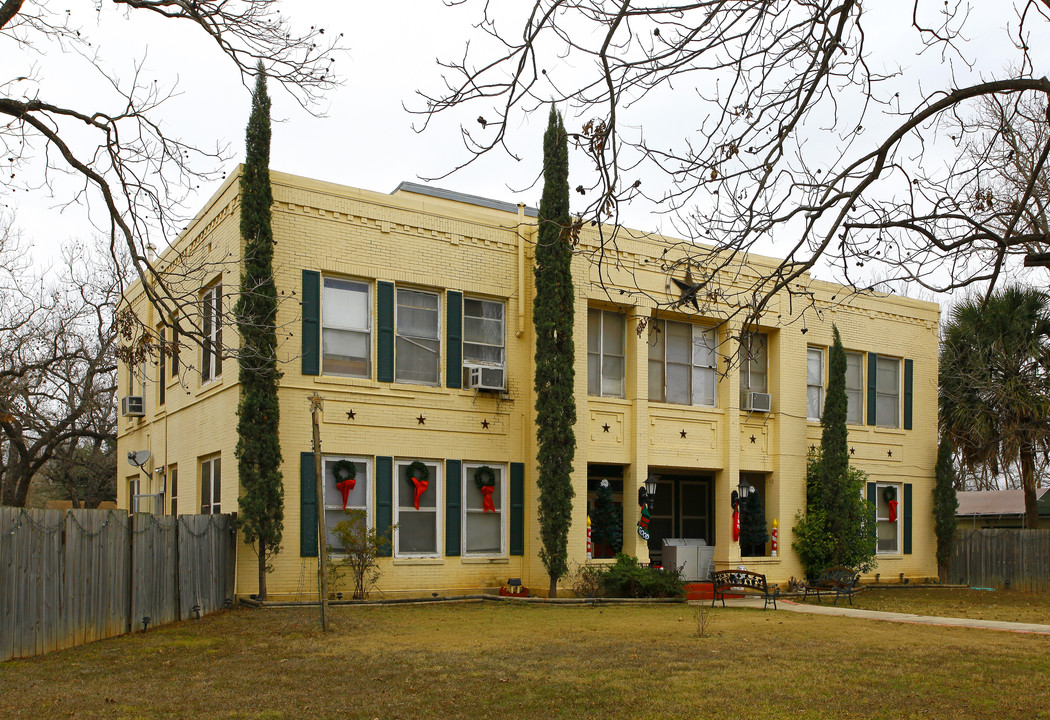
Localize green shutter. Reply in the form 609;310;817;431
510;462;525;556
903;359;914;430
866;353;878;426
300;452;318;557
302;271;320;376
376;456;393;556
445;459;462;556
867;482;877;521
377;282;395;383
903;483;913;554
446;291;463;389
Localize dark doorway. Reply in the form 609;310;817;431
647;472;714;566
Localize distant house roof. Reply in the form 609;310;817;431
392;181;539;218
956;488;1050;517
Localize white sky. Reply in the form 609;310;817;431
4;0;1047;304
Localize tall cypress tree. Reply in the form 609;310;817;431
235;63;283;600
534;106;576;597
933;436;959;578
820;325;850;527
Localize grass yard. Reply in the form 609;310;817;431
2;597;1049;720
805;587;1050;624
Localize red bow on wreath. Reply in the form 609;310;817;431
480;485;496;513
888;499;898;524
412;477;429;510
337;478;356;510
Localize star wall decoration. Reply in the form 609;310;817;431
680;429;687;439
345;410;356;420
672;269;701;311
602;423;610;433
750;435;757;444
481;419;490;429
887;449;893;458
850;446;855;455
417;414;426;425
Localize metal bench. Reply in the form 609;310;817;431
711;569;778;610
802;566;861;606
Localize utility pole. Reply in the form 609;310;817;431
309;392;329;631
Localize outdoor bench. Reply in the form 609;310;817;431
711;569;778;610
802;566;861;606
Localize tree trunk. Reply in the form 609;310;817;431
548;575;558;599
1020;447;1040;529
257;539;268;601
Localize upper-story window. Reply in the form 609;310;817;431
648;319;718;406
201;282;222;382
462;297;505;381
807;346;824;420
845;351;864;424
322;277;371;377
396;289;441;385
876;356;900;428
738;332;768;408
157;324;166;407
588;308;626;398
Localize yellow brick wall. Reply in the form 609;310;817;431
117;169;941;599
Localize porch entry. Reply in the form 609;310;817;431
647;471;714;567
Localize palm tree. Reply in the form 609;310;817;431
940;285;1050;528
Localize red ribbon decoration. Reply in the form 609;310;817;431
481;485;496;513
412;477;429;510
732;510;740;542
888;499;898;524
336;478;356;510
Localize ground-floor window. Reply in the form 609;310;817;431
463;463;504;555
200;455;221;514
323;456;370;552
395;459;441;556
875;482;901;554
647;472;713;565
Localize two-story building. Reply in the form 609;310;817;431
116;169;941;598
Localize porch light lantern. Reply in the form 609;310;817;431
730;478;754;509
639;472;659;509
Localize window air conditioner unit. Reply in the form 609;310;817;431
467;365;506;391
121;396;145;417
743;392;771;413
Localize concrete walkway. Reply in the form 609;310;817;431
711;597;1050;635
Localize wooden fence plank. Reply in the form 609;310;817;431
948;528;1050;592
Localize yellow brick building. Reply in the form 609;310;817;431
116;169;941;599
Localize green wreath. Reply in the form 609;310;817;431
332;459;356;483
474;465;497;490
407;460;430;483
883;486;897;503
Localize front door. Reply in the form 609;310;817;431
647;474;713;566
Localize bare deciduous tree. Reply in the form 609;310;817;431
0;229;120;507
2;1;344;354
419;1;1050;321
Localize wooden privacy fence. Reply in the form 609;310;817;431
0;508;237;662
947;528;1050;592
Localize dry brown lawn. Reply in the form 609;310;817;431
1;598;1048;719
805;587;1050;624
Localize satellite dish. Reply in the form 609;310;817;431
127;450;151;468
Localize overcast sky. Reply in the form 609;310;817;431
5;1;1046;300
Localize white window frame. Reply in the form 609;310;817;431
876;356;901;429
807;346;825;421
462;463;506;557
462;297;506;373
874;482;902;554
588;308;626;398
393;459;442;557
157;323;166;407
395;288;441;386
321;277;372;378
200;455;221;514
127;477;140;514
168;465;178;516
738;332;768;405
845;351;864;425
648;319;718;407
201;282;222;383
322;456;372;553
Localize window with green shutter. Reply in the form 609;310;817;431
301;271;320;376
375;456;393;556
510;463;525;556
300;452;318;557
445;459;462;556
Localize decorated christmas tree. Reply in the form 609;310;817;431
739;491;769;557
590;480;622;558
